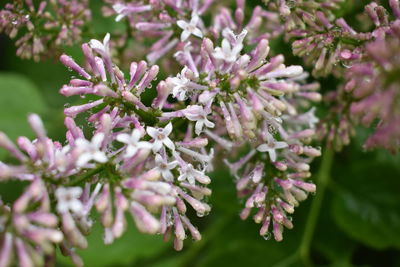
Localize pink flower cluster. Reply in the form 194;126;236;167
0;0;323;266
345;24;400;152
262;0;400;152
0;0;91;61
102;0;280;66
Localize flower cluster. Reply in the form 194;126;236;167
319;1;400;152
262;0;348;77
159;28;321;240
263;0;400;77
0;34;214;265
0;0;324;266
261;0;400;152
0;0;91;61
60;34;218;251
102;0;279;65
0;180;62;266
101;0;209;65
344;25;400;152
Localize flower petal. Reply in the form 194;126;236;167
116;133;130;144
192;28;203;38
274;141;288;149
164;122;173;136
92;133;105;148
181;30;191;42
152;140;163;153
93;151;107;163
146;126;158;138
77;153;92;167
177;20;188;30
268;149;277;162
163;138;175;151
256;144;269;152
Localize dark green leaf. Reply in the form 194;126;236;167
313;191;355;267
332;149;400;250
0;73;47;159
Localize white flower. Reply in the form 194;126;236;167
54;145;71;172
178;163;210;185
146;123;175;152
117;129;152;158
177;14;203;42
182;105;215;135
213;38;243;63
89;33;110;56
154;154;178;181
56;187;83;214
256;133;288;162
75;133;107;167
168;67;192;101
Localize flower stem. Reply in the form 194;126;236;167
298;147;334;266
67;165;105;186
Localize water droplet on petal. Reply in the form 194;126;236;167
262;232;271;240
196;212;204;217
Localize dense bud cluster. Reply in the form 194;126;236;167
344;25;400;152
14;0;400;266
260;0;400;152
101;0;281;67
0;11;321;267
0;0;91;61
0;32;216;264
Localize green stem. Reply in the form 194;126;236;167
298;147;334;266
67;165;105;186
121;101;160;126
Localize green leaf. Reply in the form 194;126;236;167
313;192;356;267
332;149;400;250
193;218;300;267
0;72;47;159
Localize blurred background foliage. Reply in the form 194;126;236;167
1;0;400;266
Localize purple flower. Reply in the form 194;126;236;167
181;105;215;135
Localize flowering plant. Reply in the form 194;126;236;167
0;0;399;266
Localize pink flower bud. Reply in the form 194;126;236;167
60;54;91;80
130;202;160;234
